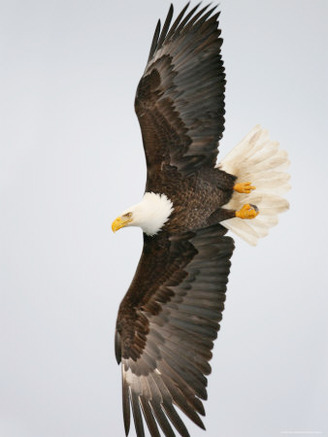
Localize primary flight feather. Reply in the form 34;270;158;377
112;4;290;437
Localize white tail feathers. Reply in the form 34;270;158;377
219;125;290;246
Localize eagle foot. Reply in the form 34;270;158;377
233;182;256;193
235;204;259;219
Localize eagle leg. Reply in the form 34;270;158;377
233;182;256;193
235;204;259;219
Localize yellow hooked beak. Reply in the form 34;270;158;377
111;213;133;233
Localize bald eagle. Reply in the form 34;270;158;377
112;4;290;437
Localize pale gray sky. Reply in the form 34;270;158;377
1;1;327;436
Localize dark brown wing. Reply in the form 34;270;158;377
115;225;234;436
135;3;226;188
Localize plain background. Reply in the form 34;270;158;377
1;0;327;436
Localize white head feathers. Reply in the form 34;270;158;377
121;192;174;236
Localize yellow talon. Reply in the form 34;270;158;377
233;182;256;194
235;204;259;219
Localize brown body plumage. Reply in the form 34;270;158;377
153;166;236;233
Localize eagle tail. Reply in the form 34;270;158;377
218;125;290;246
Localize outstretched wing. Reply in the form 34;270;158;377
115;225;234;437
135;3;225;188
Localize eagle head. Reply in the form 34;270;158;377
111;192;173;236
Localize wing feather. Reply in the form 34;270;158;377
148;20;162;63
131;389;145;437
140;396;161;437
135;3;225;185
116;225;234;436
122;370;131;435
156;4;174;50
165;3;191;42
